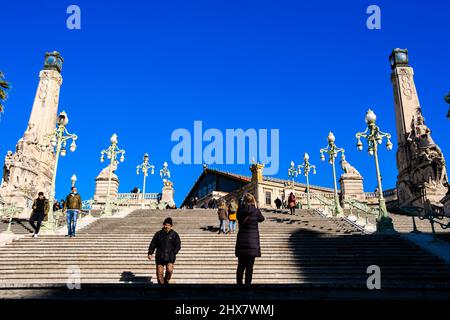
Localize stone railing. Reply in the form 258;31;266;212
115;193;161;201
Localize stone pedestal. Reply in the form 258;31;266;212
93;168;119;204
339;158;365;207
340;175;365;205
161;180;175;206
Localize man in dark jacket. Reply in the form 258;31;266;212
63;186;82;237
274;197;282;209
235;193;265;285
29;192;50;238
148;217;181;284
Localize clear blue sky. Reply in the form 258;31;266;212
0;0;449;205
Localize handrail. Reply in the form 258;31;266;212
399;205;450;241
0;204;24;234
343;198;378;233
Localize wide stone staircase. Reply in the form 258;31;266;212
1;208;450;298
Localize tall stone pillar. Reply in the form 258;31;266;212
250;162;265;207
0;52;64;215
389;49;448;208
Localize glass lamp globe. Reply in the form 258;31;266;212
386;140;393;150
327;132;335;143
120;155;125;162
70;141;76;152
110;134;118;144
50;137;57;147
60;149;67;157
57;111;69;126
365;109;377;124
304;153;309;161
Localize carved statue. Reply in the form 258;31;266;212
98;162;118;178
23;122;38;145
1;151;14;186
409;114;435;149
340;158;361;177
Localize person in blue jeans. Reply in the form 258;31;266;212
63;186;82;237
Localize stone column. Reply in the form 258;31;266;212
389;48;448;208
0;52;64;216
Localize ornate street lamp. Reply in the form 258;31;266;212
356;109;394;232
320;132;345;217
445;92;450;120
298;153;317;209
42;111;77;229
71;174;77;187
136;153;155;209
287;161;299;188
100;133;125;216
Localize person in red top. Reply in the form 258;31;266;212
288;192;297;215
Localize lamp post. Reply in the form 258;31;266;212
356;109;394;232
287;161;299;188
100;133;125;216
43;111;78;229
71;174;77;187
298;153;316;209
320;132;345;217
136;153;155;209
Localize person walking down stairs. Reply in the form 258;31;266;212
228;198;238;234
235;193;265;285
217;200;228;234
148;217;181;284
288;192;297;215
64;186;82;238
29;192;49;238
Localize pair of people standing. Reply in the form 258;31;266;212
29;187;82;238
217;198;238;234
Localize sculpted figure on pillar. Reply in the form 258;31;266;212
1;151;14;187
340;158;362;177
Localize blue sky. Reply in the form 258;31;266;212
0;0;449;205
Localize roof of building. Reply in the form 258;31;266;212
181;167;335;207
180;167;251;207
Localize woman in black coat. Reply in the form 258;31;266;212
235;193;265;285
